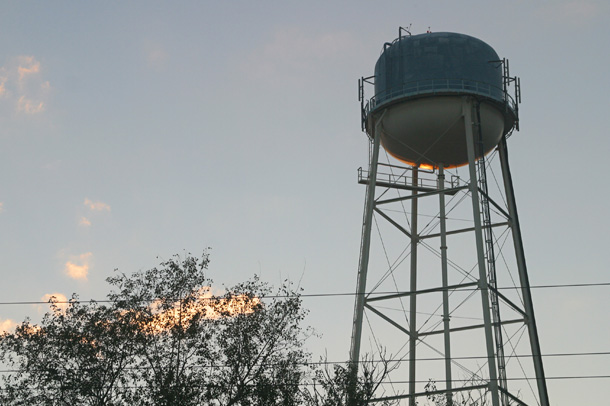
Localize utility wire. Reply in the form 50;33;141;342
1;351;609;373
0;282;609;306
0;375;609;389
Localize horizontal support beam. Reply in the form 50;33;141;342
359;178;440;193
418;318;524;337
370;384;489;403
419;222;509;240
376;185;468;205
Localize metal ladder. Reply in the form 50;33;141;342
473;101;509;404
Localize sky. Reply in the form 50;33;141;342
0;1;609;404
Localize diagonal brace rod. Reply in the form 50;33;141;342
366;281;479;303
373;207;412;238
364;303;417;340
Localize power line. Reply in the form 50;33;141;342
374;375;610;383
0;351;609;374
0;282;609;306
0;375;609;392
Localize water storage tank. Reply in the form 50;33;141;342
364;32;517;168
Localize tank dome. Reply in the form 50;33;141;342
364;32;517;168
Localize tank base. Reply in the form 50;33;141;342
370;96;509;169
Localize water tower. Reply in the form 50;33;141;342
349;30;549;406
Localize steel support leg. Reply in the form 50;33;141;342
463;98;500;406
408;167;419;406
438;164;453;405
349;113;385;404
498;137;550;406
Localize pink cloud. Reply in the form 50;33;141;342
84;198;110;212
245;27;358;80
41;292;69;312
0;318;18;333
17;95;45;114
0;75;7;97
0;55;49;115
538;1;608;25
65;253;92;280
17;56;40;82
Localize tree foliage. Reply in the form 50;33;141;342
424;379;491;406
303;353;399;406
0;253;394;406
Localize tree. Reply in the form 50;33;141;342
203;279;310;405
0;252;393;405
0;297;134;405
424;379;493;406
304;352;399;406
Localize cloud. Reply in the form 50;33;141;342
146;46;169;70
0;202;3;213
538;1;608;25
65;252;92;280
244;27;358;80
84;198;110;212
66;262;89;279
140;40;171;72
80;199;109;227
148;49;168;63
0;318;18;333
41;292;69;312
0;55;50;115
17;95;45;114
17;56;40;82
0;75;7;97
560;1;602;19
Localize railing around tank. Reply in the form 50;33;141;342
358;166;461;192
362;79;517;121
